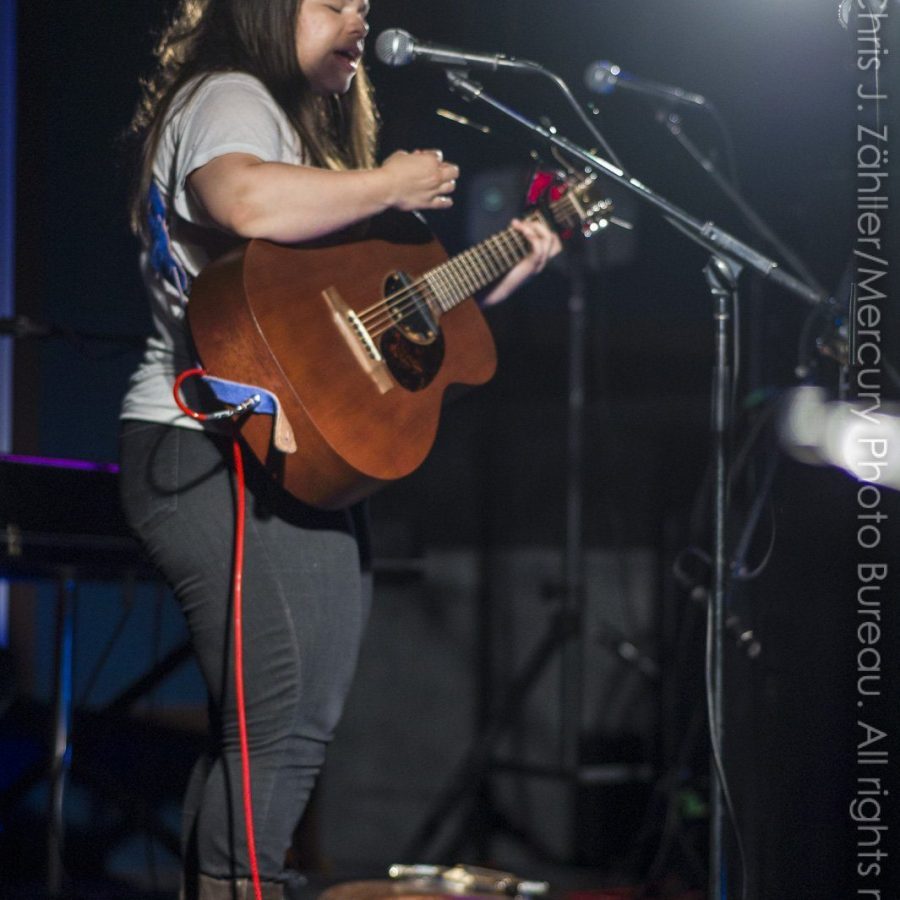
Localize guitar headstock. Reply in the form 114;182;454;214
528;169;615;240
557;172;615;238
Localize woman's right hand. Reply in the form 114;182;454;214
381;149;459;212
187;148;460;244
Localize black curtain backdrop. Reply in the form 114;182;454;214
10;1;900;896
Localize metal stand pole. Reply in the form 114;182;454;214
703;256;738;900
439;70;825;893
405;241;591;863
561;242;587;774
47;569;76;897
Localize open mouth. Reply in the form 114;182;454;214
335;48;362;65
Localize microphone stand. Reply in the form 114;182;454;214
653;109;828;300
445;70;827;310
444;68;830;900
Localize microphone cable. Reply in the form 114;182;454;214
528;62;626;173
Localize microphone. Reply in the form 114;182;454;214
375;28;533;71
584;61;707;107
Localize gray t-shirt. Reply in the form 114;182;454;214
120;72;306;428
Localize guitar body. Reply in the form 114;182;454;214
188;210;497;510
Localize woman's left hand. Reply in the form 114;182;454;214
481;217;563;307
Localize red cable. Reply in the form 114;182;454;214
173;369;264;900
173;368;210;421
231;435;264;900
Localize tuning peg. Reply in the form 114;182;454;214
582;220;608;237
609;216;634;231
581;198;615;237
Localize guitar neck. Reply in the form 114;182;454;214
423;211;547;313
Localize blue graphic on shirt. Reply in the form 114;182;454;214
147;182;191;295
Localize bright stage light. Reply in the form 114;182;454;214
779;386;900;491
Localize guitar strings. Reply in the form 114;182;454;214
364;225;538;339
354;223;532;339
363;224;543;339
354;198;576;327
354;190;579;326
361;224;534;339
353;194;581;339
356;211;543;327
361;200;577;340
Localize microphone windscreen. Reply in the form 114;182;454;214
375;29;415;67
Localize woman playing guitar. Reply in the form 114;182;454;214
119;2;561;898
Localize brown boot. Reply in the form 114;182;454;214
197;873;285;900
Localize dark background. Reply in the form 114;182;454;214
4;1;900;898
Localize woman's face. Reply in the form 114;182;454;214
295;0;370;95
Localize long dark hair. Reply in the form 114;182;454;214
128;0;378;236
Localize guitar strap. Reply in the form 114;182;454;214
173;368;297;455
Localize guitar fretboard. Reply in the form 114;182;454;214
422;175;587;313
423;221;537;311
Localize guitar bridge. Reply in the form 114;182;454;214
322;287;394;394
347;308;383;362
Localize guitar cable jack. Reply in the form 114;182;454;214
173;367;261;422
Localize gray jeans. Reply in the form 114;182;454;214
119;420;371;886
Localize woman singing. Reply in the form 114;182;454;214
119;2;561;898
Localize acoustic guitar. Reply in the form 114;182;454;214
187;172;611;509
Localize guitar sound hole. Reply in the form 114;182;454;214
380;270;444;392
385;271;438;345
